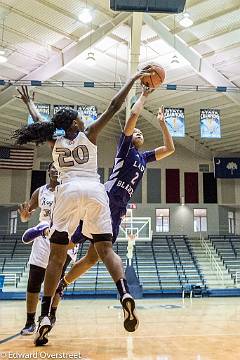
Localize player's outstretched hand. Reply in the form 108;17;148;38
157;106;165;125
18;202;35;222
16;86;34;105
133;65;154;81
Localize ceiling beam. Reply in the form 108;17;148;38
35;0;126;46
154;0;239;37
203;42;240;60
177;5;240;40
0;22;60;54
126;12;142;120
209;137;240;149
190;26;240;49
0;12;130;109
0;115;25;128
35;0;114;20
212;145;240;154
0;3;79;42
143;14;240;107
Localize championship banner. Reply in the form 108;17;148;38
164;107;185;137
28;104;50;124
77;105;98;128
200;109;221;138
53;104;75;114
214;157;240;178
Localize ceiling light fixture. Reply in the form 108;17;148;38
86;17;96;66
179;12;193;28
86;51;96;66
171;54;180;68
78;8;92;24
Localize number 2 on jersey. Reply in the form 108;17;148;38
131;172;139;185
56;145;89;167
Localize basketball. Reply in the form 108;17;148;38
140;62;165;89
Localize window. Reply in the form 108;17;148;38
156;209;170;232
9;210;18;235
194;209;207;232
199;164;209;173
228;211;235;234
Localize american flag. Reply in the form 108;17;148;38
0;147;35;170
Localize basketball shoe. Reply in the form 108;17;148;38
21;322;36;335
22;223;49;244
34;316;52;346
121;293;139;332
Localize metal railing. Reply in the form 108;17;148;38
200;235;225;285
235;272;240;286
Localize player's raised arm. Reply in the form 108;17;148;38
16;86;45;123
86;66;153;144
18;188;39;223
154;106;175;161
124;87;152;136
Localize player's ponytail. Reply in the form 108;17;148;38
12;121;56;145
12;108;79;145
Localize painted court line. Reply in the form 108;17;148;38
0;333;20;345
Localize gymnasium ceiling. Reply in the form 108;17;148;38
0;0;240;160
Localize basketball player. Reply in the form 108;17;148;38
18;162;79;336
13;68;152;345
49;88;175;312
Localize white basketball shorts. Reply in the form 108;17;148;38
50;179;112;241
29;235;50;269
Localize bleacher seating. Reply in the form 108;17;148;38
209;235;240;283
0;234;207;294
0;235;31;287
152;235;205;290
67;236;205;294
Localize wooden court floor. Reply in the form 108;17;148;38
1;297;240;359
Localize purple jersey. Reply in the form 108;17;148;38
105;133;156;207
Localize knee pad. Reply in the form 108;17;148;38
50;230;69;245
27;265;45;293
92;233;112;243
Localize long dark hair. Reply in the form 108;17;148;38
12;108;79;145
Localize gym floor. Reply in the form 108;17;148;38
1;298;240;359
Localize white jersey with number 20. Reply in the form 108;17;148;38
52;132;99;183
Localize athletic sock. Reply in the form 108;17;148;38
41;296;52;317
26;312;35;325
116;278;130;300
50;307;57;317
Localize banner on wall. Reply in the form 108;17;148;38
77;105;98;128
214;157;240;178
53;104;75;114
164;107;185;137
200;109;221;138
28;104;50;124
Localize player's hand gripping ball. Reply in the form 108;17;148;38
140;63;165;89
